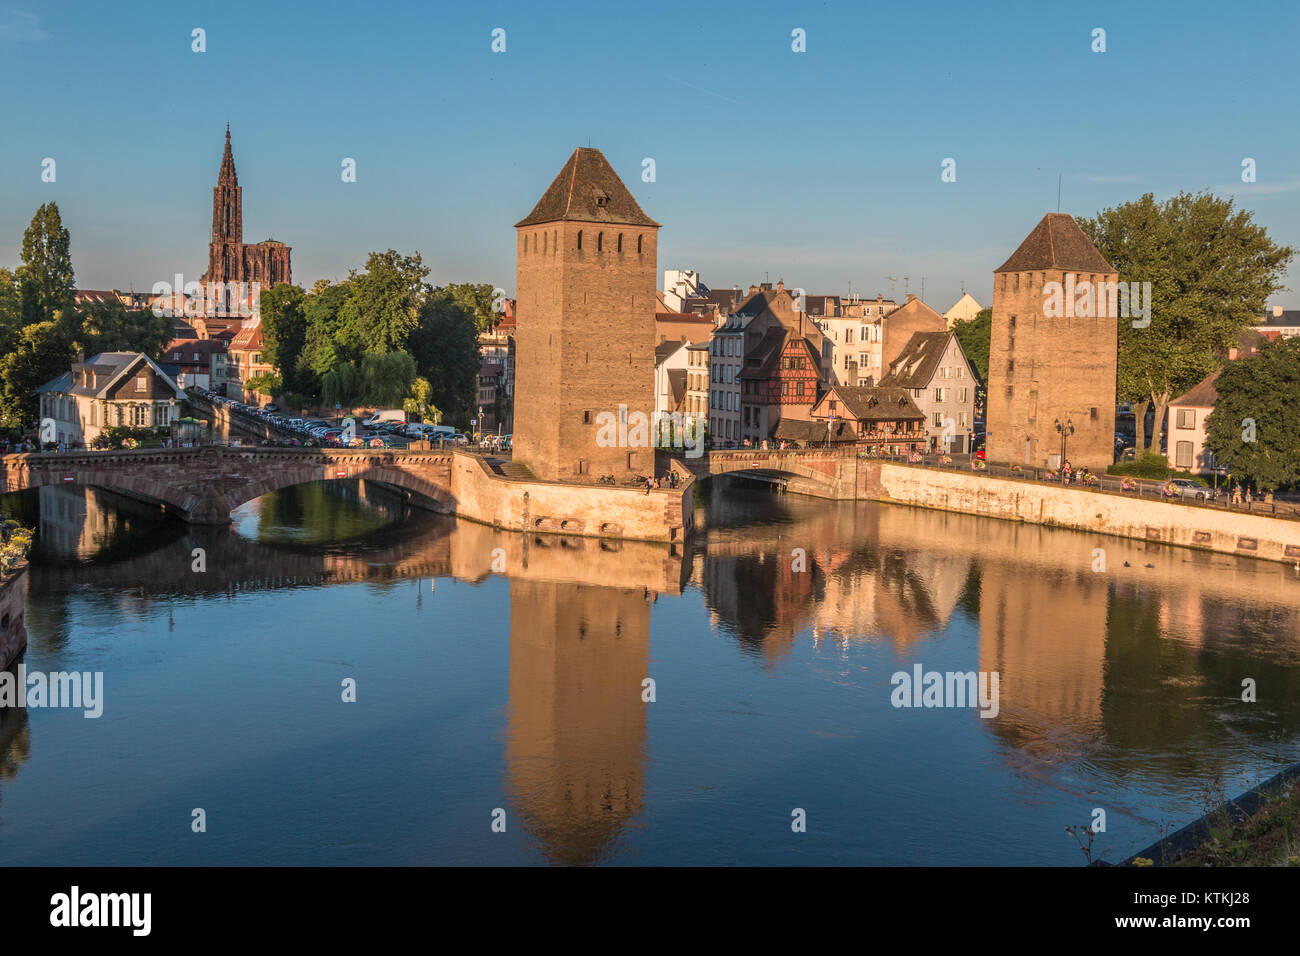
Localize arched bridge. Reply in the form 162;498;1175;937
0;446;455;524
671;447;865;499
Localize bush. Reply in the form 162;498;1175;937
1108;451;1172;480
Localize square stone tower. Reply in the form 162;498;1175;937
987;213;1118;470
513;148;661;482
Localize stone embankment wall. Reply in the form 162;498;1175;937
450;453;693;544
866;462;1300;566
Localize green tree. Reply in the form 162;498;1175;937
259;284;308;391
0;268;21;357
300;280;353;395
0;319;76;428
952;307;990;381
77;300;171;357
411;288;482;421
1079;192;1293;452
442;282;501;334
336;250;429;356
1203;337;1300;492
320;361;365;412
360;351;416;407
17;202;75;326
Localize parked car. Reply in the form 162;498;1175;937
1166;478;1216;501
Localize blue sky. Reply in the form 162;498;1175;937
2;0;1297;311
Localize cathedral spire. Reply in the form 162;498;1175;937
219;125;237;184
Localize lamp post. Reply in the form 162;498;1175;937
1053;417;1074;481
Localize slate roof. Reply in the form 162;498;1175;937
772;418;859;444
1258;309;1300;328
995;213;1114;274
655;339;688;364
815;385;924;422
37;352;184;399
1170;369;1222;408
879;330;960;388
516;148;660;228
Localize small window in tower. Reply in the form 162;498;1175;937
1007;359;1015;373
637;236;643;254
578;459;588;474
1090;406;1099;421
577;231;583;251
597;232;603;252
617;234;623;253
543;232;547;253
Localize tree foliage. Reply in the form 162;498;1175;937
0;319;76;428
411;288;482;419
18;202;75;326
1078;192;1293;451
1204;336;1300;491
78;300;172;358
952;307;990;382
360;351;417;407
258;283;307;392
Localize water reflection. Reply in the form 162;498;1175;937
1;478;1298;864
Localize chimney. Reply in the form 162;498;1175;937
906;293;917;303
776;279;785;292
1273;304;1284;318
748;284;759;295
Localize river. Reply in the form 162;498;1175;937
1;479;1298;865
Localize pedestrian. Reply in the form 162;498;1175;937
1245;487;1253;506
1232;483;1241;506
644;476;652;495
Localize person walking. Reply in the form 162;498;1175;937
1232;483;1242;506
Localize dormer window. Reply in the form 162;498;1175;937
593;190;609;208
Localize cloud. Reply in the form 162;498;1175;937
0;11;46;42
1213;179;1300;196
1084;174;1140;183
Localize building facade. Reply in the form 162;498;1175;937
162;338;228;392
36;352;186;446
879;330;978;453
512;147;661;481
986;213;1119;470
709;311;749;446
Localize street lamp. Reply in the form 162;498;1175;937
1053;417;1074;480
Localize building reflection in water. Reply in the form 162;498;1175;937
6;476;1300;863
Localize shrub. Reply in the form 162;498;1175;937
1108;451;1172;480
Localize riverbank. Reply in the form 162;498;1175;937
864;462;1300;567
1119;762;1300;867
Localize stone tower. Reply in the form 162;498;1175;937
200;126;292;316
986;213;1118;470
512;148;660;482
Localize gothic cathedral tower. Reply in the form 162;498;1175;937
512;148;660;482
200;126;292;317
986;213;1118;470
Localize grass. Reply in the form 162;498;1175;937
1133;772;1300;867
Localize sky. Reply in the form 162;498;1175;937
2;0;1298;313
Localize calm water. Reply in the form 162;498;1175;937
2;479;1299;866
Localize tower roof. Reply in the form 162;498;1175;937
995;213;1113;274
218;125;237;184
516;147;659;228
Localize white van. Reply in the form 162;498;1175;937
363;409;407;428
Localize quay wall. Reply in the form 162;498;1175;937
450;452;694;544
867;462;1300;566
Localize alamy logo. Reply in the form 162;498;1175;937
595;405;705;458
1042;276;1152;328
0;664;103;718
890;665;999;719
50;886;151;936
150;274;260;318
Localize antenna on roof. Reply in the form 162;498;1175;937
887;276;897;298
1057;172;1062;213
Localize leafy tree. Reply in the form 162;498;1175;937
360;351;416;407
320;361;365;412
0;319;76;428
403;376;437;422
1079;192;1293;452
442;282;501;334
952;307;990;381
1204;336;1300;491
300;280;352;393
259;284;308;391
243;372;281;397
17;202;75;326
77;300;172;357
411;288;481;420
336;250;429;356
0;267;21;357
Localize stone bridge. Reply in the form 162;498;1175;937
671;447;864;499
0;446;455;524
